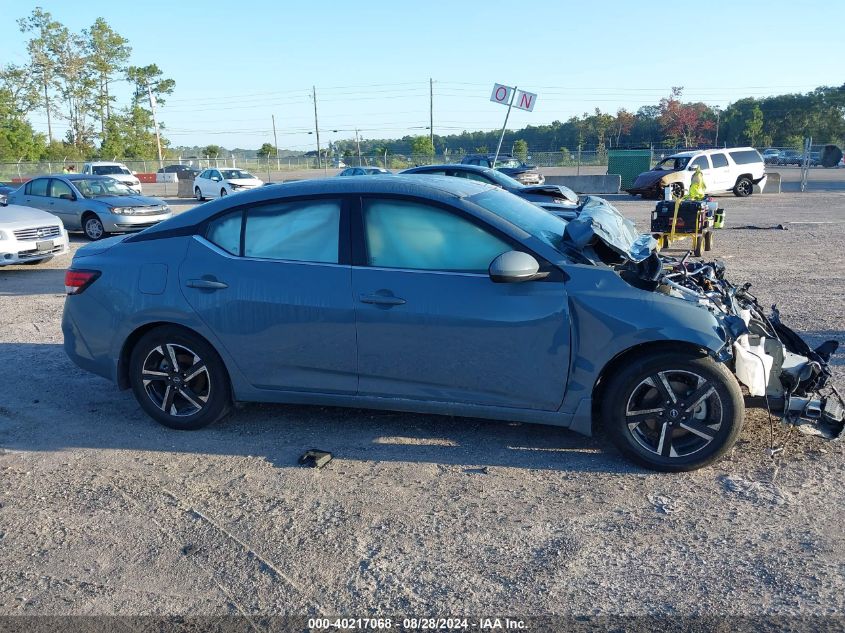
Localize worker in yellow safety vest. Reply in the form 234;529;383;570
688;165;706;200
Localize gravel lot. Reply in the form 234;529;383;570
1;183;844;620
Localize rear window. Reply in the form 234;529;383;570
728;150;763;165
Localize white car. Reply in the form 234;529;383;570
81;162;142;193
628;147;767;198
193;168;264;200
0;204;69;266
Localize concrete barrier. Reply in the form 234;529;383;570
156;172;178;184
755;172;781;194
544;174;621;194
177;179;195;198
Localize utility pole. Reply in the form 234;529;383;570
714;107;721;147
355;128;362;166
429;78;434;152
147;83;164;170
272;114;280;171
312;85;322;171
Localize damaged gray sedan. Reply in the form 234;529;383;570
61;176;842;472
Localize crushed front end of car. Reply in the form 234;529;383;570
564;196;845;438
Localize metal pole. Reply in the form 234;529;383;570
356;128;362;166
492;86;517;168
429;78;434;151
272;114;280;171
714;109;720;147
312;86;322;171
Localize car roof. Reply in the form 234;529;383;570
24;174;117;181
667;147;758;158
85;161;127;165
403;164;492;174
139;175;496;236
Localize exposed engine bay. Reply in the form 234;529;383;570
563;196;845;438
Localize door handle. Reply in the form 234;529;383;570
187;278;228;290
359;293;405;306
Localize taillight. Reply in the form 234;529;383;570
65;269;101;295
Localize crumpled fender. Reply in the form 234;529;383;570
560;265;727;422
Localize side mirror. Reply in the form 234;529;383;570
489;251;546;283
131;170;138;175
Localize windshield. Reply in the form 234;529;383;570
494;158;522;168
469;188;567;255
92;165;130;175
220;169;255;179
654;156;690;171
482;168;524;190
75;178;135;198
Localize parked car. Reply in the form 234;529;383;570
401;164;579;217
1;202;69;266
761;149;781;164
775;150;802;166
627;148;767;198
460;153;544;185
81;162;142;193
193;168;263;200
157;164;200;179
0;183;17;206
7;175;172;240
808;151;821;167
61;175;842;471
338;167;392;176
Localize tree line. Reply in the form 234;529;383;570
0;7;174;162
334;85;845;159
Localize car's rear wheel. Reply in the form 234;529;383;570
733;176;753;197
671;182;685;198
83;214;106;241
129;326;231;430
601;350;744;472
195;187;204;201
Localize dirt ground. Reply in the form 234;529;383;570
0;184;844;621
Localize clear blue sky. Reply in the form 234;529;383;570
1;0;842;153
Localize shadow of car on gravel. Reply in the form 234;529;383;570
0;342;639;474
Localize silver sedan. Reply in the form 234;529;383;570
8;174;172;240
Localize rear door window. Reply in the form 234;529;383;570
26;178;49;196
244;199;342;263
711;153;729;168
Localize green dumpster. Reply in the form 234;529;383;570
608;149;653;192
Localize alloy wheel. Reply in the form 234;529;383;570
624;369;723;458
141;343;211;417
84;217;104;240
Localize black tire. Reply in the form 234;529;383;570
704;230;714;251
600;350;744;472
83;213;107;241
733;176;753;197
220;188;227;197
129;326;232;430
195;187;204;201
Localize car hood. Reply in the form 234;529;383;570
563;196;656;262
227;178;263;186
0;204;63;229
630;169;672;190
520;184;578;203
83;195;166;208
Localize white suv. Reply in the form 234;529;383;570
628;147;767;198
81;162;142;193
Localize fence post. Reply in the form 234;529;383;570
576;145;582;176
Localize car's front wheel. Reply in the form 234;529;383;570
601;350;744;471
83;214;106;241
129;326;232;430
195;187;204;201
733;176;753;197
